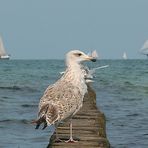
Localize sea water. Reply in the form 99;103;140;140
0;60;148;148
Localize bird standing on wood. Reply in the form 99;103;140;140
33;50;96;142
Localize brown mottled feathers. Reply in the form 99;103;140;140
33;103;59;129
34;81;83;129
33;50;90;130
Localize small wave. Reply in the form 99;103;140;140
0;119;30;124
126;113;139;117
21;104;37;108
0;86;21;90
2;96;9;99
22;86;39;92
124;81;131;84
0;119;12;122
124;81;148;89
0;85;38;92
124;81;134;86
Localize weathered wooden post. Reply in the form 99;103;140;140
47;84;110;148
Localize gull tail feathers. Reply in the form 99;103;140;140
32;117;47;130
32;103;59;130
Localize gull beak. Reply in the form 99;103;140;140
84;55;97;62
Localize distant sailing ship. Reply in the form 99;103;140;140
0;36;10;60
122;52;127;60
140;40;148;58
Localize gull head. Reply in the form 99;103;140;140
66;50;96;66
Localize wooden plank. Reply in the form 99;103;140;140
47;85;110;148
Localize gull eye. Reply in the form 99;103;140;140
74;52;83;57
77;53;82;56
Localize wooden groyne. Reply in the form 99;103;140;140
47;85;110;148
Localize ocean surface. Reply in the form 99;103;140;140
0;59;148;148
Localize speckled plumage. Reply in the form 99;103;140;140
38;69;86;125
34;50;96;129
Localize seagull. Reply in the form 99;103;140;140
33;50;96;143
82;65;109;83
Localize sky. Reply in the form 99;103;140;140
0;0;148;59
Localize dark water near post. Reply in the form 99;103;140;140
0;59;148;148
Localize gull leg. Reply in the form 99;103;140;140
65;119;78;143
54;123;63;143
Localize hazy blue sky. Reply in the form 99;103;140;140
0;0;148;59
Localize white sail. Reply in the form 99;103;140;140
0;36;10;59
140;40;148;55
123;52;127;60
87;50;99;59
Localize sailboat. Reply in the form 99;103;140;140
140;40;148;58
122;52;127;60
0;36;10;60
